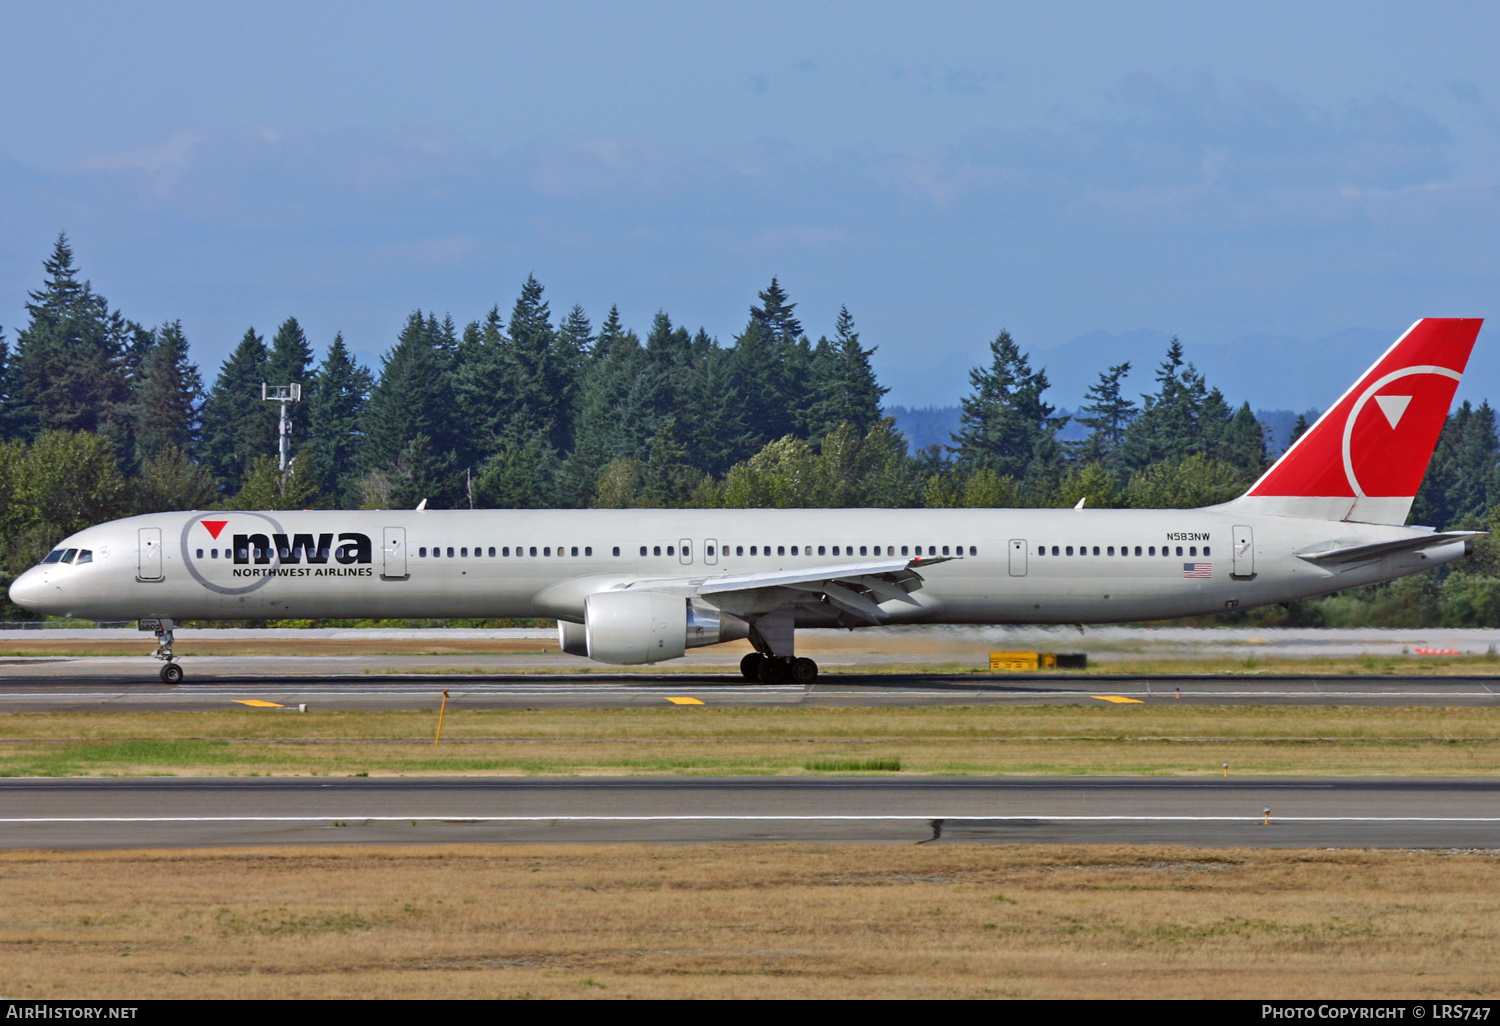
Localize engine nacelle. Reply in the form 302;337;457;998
558;619;589;657
584;591;688;665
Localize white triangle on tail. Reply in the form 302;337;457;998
1375;394;1413;429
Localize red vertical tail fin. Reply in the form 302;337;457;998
1223;318;1482;524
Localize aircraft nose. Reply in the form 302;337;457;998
8;569;42;611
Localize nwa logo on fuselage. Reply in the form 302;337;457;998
199;519;373;565
231;532;372;566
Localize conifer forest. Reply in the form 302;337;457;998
4;233;1500;627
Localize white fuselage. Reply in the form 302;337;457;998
8;506;1468;629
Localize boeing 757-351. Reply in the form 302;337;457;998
8;318;1484;684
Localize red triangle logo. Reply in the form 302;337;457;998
201;520;228;540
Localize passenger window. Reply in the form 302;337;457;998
750;546;757;555
736;546;744;556
941;545;950;556
544;547;551;556
858;546;866;556
1176;546;1183;556
928;546;936;556
612;547;619;556
76;550;92;564
571;546;579;557
1135;546;1142;556
819;545;827;555
196;548;204;558
639;546;647;556
1107;546;1114;556
461;547;468;557
1037;546;1045;556
1066;546;1074;556
790;545;798;555
420;547;428;557
584;547;591;556
1149;546;1156;556
667;546;675;556
211;549;218;559
969;546;976;556
654;546;662;556
707;546;715;557
1189;546;1197;556
1051;546;1059;556
529;546;538;556
1093;546;1100;556
777;546;784;556
42;549;65;564
832;546;840;555
1204;546;1211;556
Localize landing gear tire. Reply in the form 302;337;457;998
790;657;819;685
740;652;764;682
159;663;183;684
756;657;790;685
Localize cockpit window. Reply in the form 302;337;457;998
75;550;92;565
61;549;78;564
41;549;65;564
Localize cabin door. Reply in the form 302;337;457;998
1232;526;1255;577
382;527;408;580
1008;538;1028;577
138;528;163;581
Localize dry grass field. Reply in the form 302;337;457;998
0;844;1495;999
0;705;1497;777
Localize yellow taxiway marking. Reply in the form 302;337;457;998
1092;695;1144;704
665;697;705;705
234;699;285;708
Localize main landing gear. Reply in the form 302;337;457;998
150;619;184;683
740;652;818;685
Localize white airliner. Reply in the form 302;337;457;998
8;318;1485;685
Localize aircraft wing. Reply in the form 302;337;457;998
1296;531;1483;568
691;556;954;624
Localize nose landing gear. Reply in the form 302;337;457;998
143;618;184;684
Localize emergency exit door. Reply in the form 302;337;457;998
382;527;408;580
1008;539;1028;577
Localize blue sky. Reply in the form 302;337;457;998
2;1;1499;411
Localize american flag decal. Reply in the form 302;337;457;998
1183;562;1212;578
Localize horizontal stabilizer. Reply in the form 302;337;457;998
1296;531;1481;567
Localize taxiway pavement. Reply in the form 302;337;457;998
1;776;1496;849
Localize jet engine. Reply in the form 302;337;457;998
556;591;746;665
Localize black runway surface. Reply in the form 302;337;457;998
2;776;1497;849
0;671;1498;710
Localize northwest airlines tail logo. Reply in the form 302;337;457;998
1249;318;1482;501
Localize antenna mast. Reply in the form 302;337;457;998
261;382;302;490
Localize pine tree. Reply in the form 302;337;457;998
361;313;458;497
806;306;887;441
0;330;19;441
12;234;135;450
130;321;203;463
950;329;1059;483
1118;338;1209;470
303;333;373;503
199;327;274;494
1070;362;1137;469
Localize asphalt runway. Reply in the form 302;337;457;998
1;776;1497;849
0;667;1498;709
